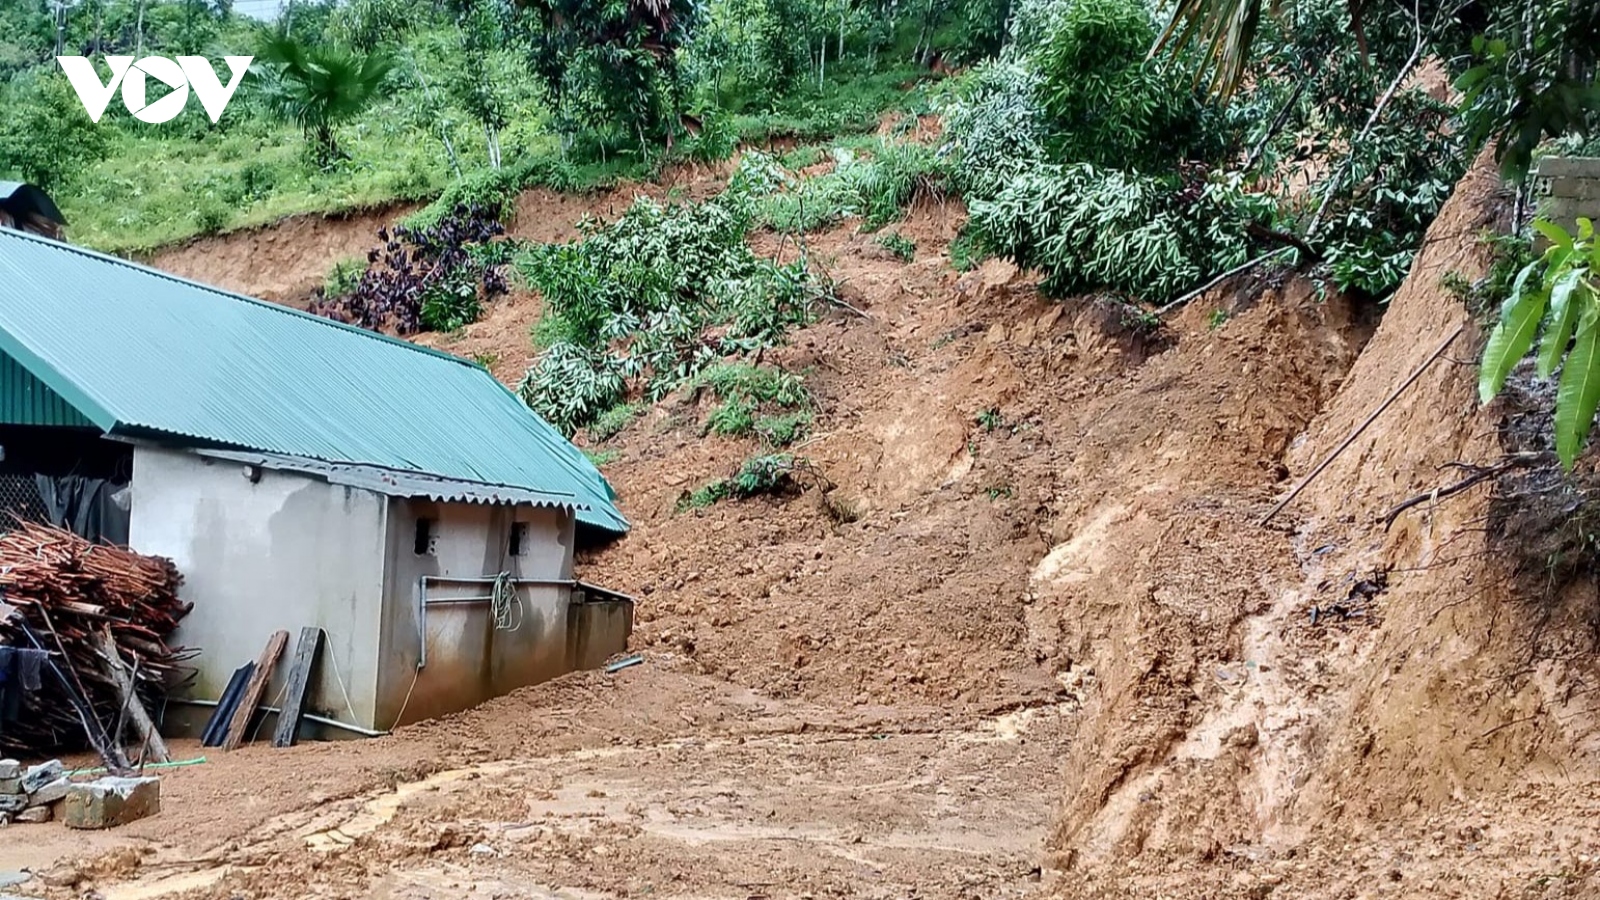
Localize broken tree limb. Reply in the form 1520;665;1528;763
1156;249;1293;318
223;630;289;751
1381;452;1549;531
1259;325;1466;527
93;626;170;763
1304;0;1429;240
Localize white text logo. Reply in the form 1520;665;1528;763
56;56;253;124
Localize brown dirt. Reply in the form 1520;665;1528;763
146;205;419;307
146;160;732;312
78;151;1600;900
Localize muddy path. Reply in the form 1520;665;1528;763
16;662;1070;900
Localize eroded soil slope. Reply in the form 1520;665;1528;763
47;154;1599;900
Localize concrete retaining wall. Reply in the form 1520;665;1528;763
1536;156;1600;242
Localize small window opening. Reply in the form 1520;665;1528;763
508;522;527;557
413;517;435;555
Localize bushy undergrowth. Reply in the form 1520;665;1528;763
938;0;1469;304
311;203;509;334
693;363;813;445
516;157;823;436
758;142;949;234
679;452;824;509
968;163;1274;300
587;402;646;443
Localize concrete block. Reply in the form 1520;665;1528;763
27;778;69;807
62;777;160;830
1536;197;1599;225
1546;176;1600;201
0;779;19;795
0;761;18;780
20;761;62;794
1534;156;1600;180
14;806;49;824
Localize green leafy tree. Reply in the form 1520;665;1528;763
257;31;398;165
333;0;438;50
1157;0;1597;181
515;0;704;151
1481;219;1600;469
445;0;514;168
0;1;53;78
1034;0;1218;173
1456;1;1600;179
0;73;110;194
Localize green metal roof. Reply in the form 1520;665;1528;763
1;348;94;427
0;227;627;533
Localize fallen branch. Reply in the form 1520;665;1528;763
1260;325;1465;527
94;626;171;763
1381;453;1550;530
1155;249;1292;318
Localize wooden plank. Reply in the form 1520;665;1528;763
222;630;289;751
272;627;324;748
92;626;170;763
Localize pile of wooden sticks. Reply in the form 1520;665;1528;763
0;520;193;761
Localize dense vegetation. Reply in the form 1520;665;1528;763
2;0;1595;466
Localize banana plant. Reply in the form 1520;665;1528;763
1480;218;1600;469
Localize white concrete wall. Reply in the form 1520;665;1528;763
375;500;584;727
128;447;388;729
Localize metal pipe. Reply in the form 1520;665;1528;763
167;698;389;738
421;575;576;587
416;574;576;669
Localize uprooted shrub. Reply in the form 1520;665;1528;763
516;156;824;436
966;162;1275;301
757;143;950;234
312;203;508;334
691;363;813;445
678;453;831;510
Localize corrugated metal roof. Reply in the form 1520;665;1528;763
0;227;628;533
1;348;94;427
197;448;584;509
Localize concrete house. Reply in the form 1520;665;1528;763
0;226;632;735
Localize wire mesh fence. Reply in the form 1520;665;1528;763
0;474;50;532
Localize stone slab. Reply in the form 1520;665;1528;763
0;795;24;814
27;777;69;807
0;779;19;795
19;761;62;794
62;777;160;830
0;761;18;780
14;806;49;824
1537;197;1600;222
1545;176;1600;201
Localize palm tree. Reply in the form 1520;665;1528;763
1152;0;1358;97
258;32;397;166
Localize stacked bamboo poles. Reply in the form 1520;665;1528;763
0;521;192;758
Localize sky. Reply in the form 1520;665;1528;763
231;0;290;21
